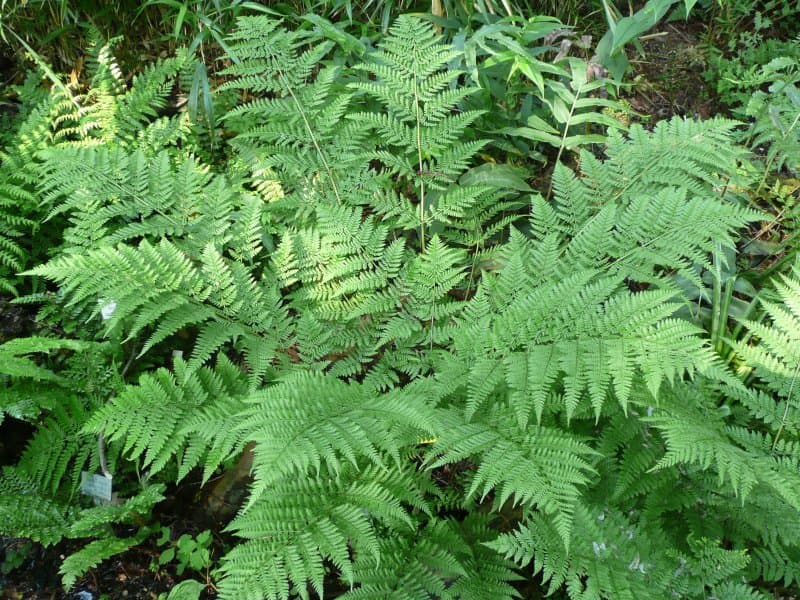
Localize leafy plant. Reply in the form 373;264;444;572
705;0;800;49
455;15;628;164
715;36;800;178
0;539;33;575
136;0;274;127
593;0;700;80
710;35;800;276
156;527;213;576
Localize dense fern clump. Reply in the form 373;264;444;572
0;36;198;586
4;13;800;600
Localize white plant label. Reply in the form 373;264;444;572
80;471;113;502
99;299;117;321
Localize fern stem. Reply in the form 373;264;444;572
710;246;734;355
98;339;139;479
465;238;481;299
773;362;800;452
281;75;343;206
412;53;426;252
2;25;81;111
97;432;112;479
547;79;584;201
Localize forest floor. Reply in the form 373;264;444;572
0;14;786;600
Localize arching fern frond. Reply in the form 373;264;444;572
238;371;437;509
217;463;431;600
428;405;596;548
83;355;249;481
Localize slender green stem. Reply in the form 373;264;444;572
281;74;342;205
547;79;583;201
710;247;723;352
412;50;426;252
773;362;800;452
3;24;80;110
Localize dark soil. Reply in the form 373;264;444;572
1;485;221;600
1;540;187;600
622;20;717;122
0;297;38;343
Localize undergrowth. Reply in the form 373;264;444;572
1;8;800;600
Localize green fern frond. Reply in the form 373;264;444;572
218;463;430;599
487;512;570;594
441;514;522;600
538;118;760;288
736;272;800;399
429;406;596;547
453;269;719;424
17;395;93;495
646;384;800;512
240;371;437;508
338;519;467;600
0;336;88;382
84;355;249;480
711;582;770;600
60;533;147;590
0;468;73;545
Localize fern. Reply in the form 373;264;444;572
0;36;195;294
221;18;353;213
0;336;88;382
429;406;596;546
715;36;800;178
0;468;74;545
349;16;521;250
84;354;249;482
59;534;146;590
7;14;800;600
337;519;465;600
218;463;431;600
57;485;164;588
28;234;290;381
0;171;34;294
239;371;437;508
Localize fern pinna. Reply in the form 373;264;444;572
6;13;800;600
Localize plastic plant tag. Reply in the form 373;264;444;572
98;299;117;321
80;471;113;502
